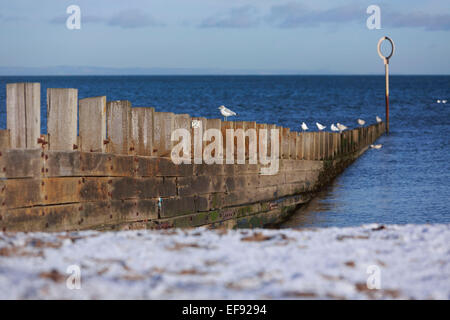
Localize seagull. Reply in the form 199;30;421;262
301;122;308;131
331;124;339;132
370;144;382;149
218;105;236;121
443;100;448;104
376;116;382;123
316;122;326;131
336;123;348;132
357;119;365;126
437;100;441;103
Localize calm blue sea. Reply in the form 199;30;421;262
0;75;449;227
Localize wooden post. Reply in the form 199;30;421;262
153;112;175;157
131;107;154;156
0;130;10;149
257;123;268;162
282;127;290;159
47;88;78;151
79;96;107;153
266;124;276;158
192;117;206;163
234;121;246;162
205;118;222;159
245;121;256;161
289;130;296;159
303;132;312;160
296;132;303;160
106;100;132;154
7;83;40;149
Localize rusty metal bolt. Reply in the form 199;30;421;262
103;139;110;145
73;144;78;150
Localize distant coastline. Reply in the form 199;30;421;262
1;66;448;76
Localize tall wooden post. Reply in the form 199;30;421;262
6;83;40;149
47;88;78;151
79;96;107;153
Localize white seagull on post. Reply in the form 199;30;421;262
357;119;365;126
301;122;308;131
376;116;382;123
437;100;441;103
218;105;236;121
443;100;448;104
316;122;326;131
336;123;348;132
331;124;339;132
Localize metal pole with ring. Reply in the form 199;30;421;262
377;36;395;134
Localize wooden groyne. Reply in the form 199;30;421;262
0;83;385;232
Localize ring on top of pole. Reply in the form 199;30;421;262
377;36;395;64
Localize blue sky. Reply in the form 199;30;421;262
0;0;449;74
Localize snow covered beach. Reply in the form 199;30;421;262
0;224;449;299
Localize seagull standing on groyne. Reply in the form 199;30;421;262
316;122;326;131
301;122;308;131
336;123;348;132
376;116;382;123
357;119;365;126
331;124;339;132
218;105;236;121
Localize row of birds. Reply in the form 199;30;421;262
219;105;382;133
301;116;382;132
436;100;447;104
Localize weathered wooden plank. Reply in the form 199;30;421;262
0;130;11;149
7;83;41;149
131;107;154;156
191;117;206;163
137;157;193;177
0;149;42;178
296;132;303;160
303;132;312;160
289;130;296;159
47;88;78;151
106;100;132;155
221;121;234;164
256;123;267;160
281;127;290;159
79;96;107;153
204;118;222;160
244;121;257;161
153;112;175;157
160;196;196;218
